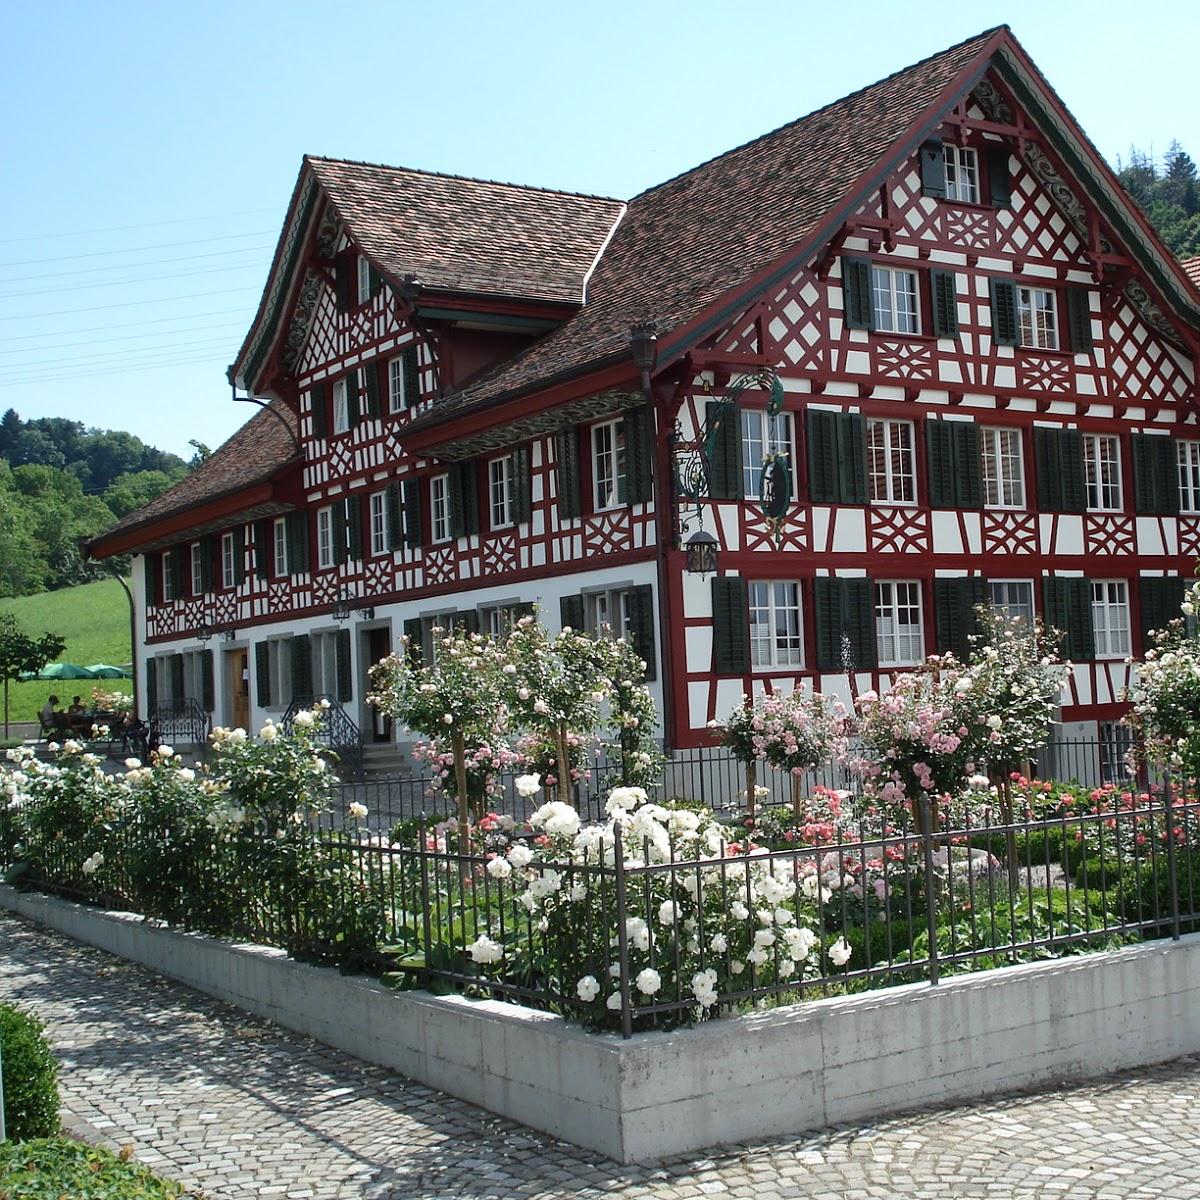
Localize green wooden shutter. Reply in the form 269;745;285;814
364;361;381;418
1034;427;1062;511
512;445;533;524
837;413;868;504
707;400;744;500
232;527;246;585
844;577;878;671
989;278;1020;346
986;145;1012;207
335;629;352;703
169;548;184;599
145;659;158;715
403;617;425;666
934;577;988;661
170;654;184;703
255;642;271;708
402;479;423;547
345;371;360;428
1139;576;1187;645
1132;434;1179;516
926;420;956;508
560;593;585;632
919;139;946;198
334;257;352;313
402;346;420;407
449;460;479;538
333;502;348;567
457;609;480;636
625;405;655;504
711;576;750;674
287;513;309;575
199;535;214;594
310;382;330;440
254;520;271;581
385;483;403;550
954;422;983;509
1043;577;1094;662
626;584;657;681
289;634;312;704
813;577;842;671
806;409;838;503
556;429;582;519
1065;287;1093;353
1060;430;1086;513
200;650;214;712
346;497;363;562
368;263;383;297
930;269;959;338
841;257;875;330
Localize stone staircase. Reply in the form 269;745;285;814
359;742;410;779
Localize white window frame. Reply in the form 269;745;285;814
875;580;924;667
748;580;804;669
316;506;334;570
585;588;633;640
357;255;372;305
867;417;917;504
1178;440;1200;513
592;418;627;511
489;455;514;530
161;554;175;603
272;518;288;577
740;409;794;501
369;491;388;556
981;426;1025;509
1017;286;1059;350
221;533;236;590
1083;433;1122;512
430;474;451;543
388;355;407;413
988;579;1035;628
942;143;980;204
311;630;340;697
190;541;203;596
1099;720;1136;785
1092;580;1131;660
332;378;350;435
870;264;920;335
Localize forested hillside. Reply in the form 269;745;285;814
1117;141;1200;259
0;410;191;597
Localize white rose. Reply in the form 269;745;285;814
486;856;512;880
124;757;141;770
986;715;1003;731
158;745;174;758
606;991;623;1011
828;936;852;967
635;967;661;996
657;900;679;926
514;773;541;798
466;935;503;964
348;801;368;821
259;724;278;742
507;843;534;868
576;975;601;1002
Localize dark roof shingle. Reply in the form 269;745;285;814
1183;256;1200;292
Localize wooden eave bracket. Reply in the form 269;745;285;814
815;186;899;279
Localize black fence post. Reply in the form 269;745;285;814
1164;772;1181;942
918;794;940;986
613;820;633;1039
418;815;434;986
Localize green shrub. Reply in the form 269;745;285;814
0;1003;59;1141
0;1137;187;1197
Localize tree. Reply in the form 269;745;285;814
0;613;65;736
103;469;184;519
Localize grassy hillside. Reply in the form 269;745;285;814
0;577;133;726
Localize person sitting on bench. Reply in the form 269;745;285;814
39;695;68;736
66;695;89;733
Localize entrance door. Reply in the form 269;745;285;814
228;649;250;732
363;627;393;742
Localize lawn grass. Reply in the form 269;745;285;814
0;1137;192;1198
0;578;133;728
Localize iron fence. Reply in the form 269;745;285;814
6;769;1195;1039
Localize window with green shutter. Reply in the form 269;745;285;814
145;659;158;713
200;650;215;712
707;400;743;500
933;577;988;661
806;409;867;505
926;420;982;509
335;629;352;703
254;520;271;581
560;593;585;633
169;547;184;600
199;535;214;593
1065;287;1093;353
989;278;1020;346
986;146;1012;208
449;461;479;538
512;444;533;523
555;428;582;519
930;269;959;338
711;576;750;674
841;257;874;330
255;642;271;708
625;584;657;681
345;496;363;562
403;617;425;666
813;576;877;672
1139;576;1188;644
310;383;330;441
402;479;423;547
363;361;381;418
334;255;352;313
289;635;313;704
402;346;420;407
624;405;655;504
286;513;309;575
1033;427;1085;513
1042;576;1094;662
169;654;185;703
1131;433;1179;516
345;371;360;428
918;140;946;198
232;527;246;586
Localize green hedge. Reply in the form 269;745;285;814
0;1137;186;1197
0;1003;59;1141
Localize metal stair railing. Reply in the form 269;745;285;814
148;697;210;748
282;693;364;781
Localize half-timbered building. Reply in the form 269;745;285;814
89;26;1200;775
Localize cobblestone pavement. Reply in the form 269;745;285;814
3;911;1200;1199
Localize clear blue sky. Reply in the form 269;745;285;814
1;0;1194;461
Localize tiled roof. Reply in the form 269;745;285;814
1183;256;1200;292
89;401;299;552
408;26;1004;429
307;157;626;306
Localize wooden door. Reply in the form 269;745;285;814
364;627;393;742
228;649;250;732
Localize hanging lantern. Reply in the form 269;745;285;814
685;530;719;576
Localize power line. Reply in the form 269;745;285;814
0;242;274;284
0;286;259;320
0;229;275;270
0;307;250;343
0;259;269;300
0;353;233;387
0;208;281;246
0;335;238;375
3;319;243;355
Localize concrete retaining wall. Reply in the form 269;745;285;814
5;884;1200;1163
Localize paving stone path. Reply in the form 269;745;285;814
3;910;1200;1199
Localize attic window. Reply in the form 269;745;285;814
357;255;372;305
942;144;980;204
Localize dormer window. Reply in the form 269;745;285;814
357;255;372;305
942;144;979;204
